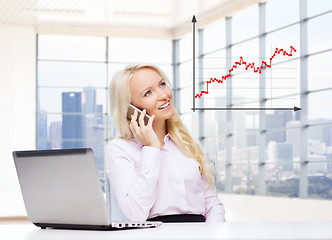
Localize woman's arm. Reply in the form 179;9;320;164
203;178;226;222
105;140;161;221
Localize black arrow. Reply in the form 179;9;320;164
192;15;196;112
191;106;302;112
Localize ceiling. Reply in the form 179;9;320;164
0;0;263;39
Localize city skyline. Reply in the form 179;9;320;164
37;85;107;174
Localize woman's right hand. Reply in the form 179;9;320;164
129;109;161;149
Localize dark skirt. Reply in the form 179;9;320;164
147;214;205;223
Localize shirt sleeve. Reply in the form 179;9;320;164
203;177;226;222
105;140;161;221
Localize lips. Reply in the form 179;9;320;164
158;101;170;110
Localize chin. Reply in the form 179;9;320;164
154;108;175;121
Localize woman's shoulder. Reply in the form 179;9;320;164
105;138;142;163
106;137;141;152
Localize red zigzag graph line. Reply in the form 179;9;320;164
195;46;297;99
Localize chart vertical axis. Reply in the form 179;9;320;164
192;15;196;112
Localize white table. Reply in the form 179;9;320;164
1;222;332;240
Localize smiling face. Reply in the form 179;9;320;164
130;67;175;123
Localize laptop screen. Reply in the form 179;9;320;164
13;148;111;226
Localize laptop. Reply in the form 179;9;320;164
12;148;162;230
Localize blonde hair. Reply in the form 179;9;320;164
109;63;215;186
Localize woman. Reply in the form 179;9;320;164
106;63;225;223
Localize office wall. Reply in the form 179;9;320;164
221;194;332;222
0;25;36;216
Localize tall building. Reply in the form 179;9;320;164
49;121;62;149
327;153;332;173
83;86;96;113
309;121;332;147
266;110;293;144
90;104;105;172
83;86;105;173
62;92;84;149
275;143;293;171
308;155;327;174
37;110;48;150
286;121;301;158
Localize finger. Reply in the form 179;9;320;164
129;122;137;138
131;109;138;122
138;109;146;127
130;111;140;131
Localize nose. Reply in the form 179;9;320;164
157;88;168;100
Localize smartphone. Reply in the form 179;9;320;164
127;104;151;126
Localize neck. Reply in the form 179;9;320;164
152;119;167;147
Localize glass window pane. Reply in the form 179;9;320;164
308;0;332;17
232;5;259;43
37;114;106;144
232;132;260;164
179;88;192;114
308;90;332;124
179;35;195;63
231;111;260;164
232;163;259;195
308;160;332;199
108;63;129;86
180;112;194;136
204;136;219;160
266;127;301;160
266;25;299;65
308;51;332;91
38;61;107;87
266;163;300;197
214;136;226;192
107;117;117;140
232;39;259;63
232;39;260;105
181;111;200;143
179;61;192;89
38;35;106;61
159;64;174;88
265;94;301;111
86;141;106;174
265;60;300;100
309;124;332;155
208;111;227;139
203;19;226;54
108;38;172;63
266;0;299;32
38;87;106;113
204;111;220;138
108;63;173;88
216;160;226;192
266;110;298;128
308;12;332;54
201;49;227;108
